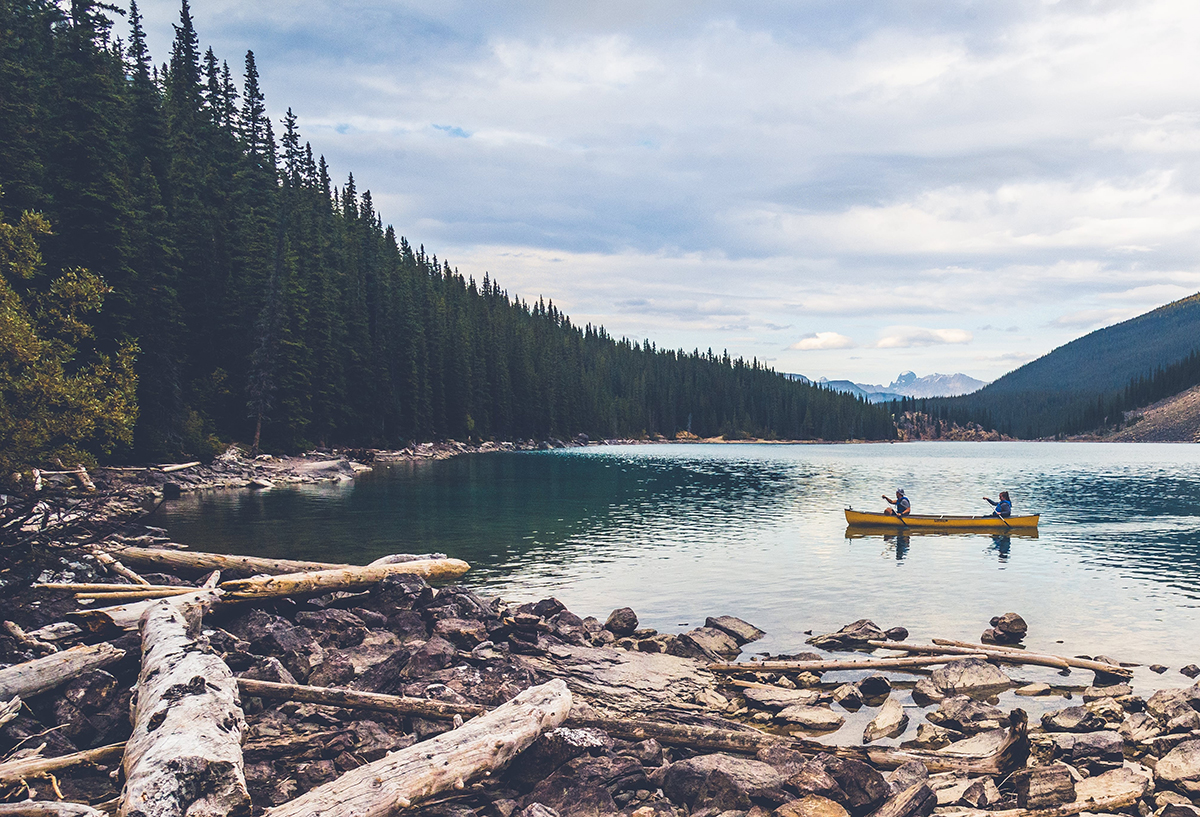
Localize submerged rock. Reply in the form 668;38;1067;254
806;620;884;650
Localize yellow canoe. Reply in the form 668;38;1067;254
844;508;1039;530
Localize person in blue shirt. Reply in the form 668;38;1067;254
984;491;1012;518
882;488;911;517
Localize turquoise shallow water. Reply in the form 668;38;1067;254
158;442;1200;692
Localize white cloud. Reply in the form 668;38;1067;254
789;332;856;351
875;327;973;348
1051;308;1142;329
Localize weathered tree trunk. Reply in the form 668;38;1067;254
0;743;125;784
929;639;1132;678
0;803;107;816
867;640;1072;670
74;589;195;602
159;461;200;473
113;546;351;577
707;654;985;674
264;679;571;817
91;551;151;586
237;678;486;719
240;678;792;755
118;593;248;817
69;590;216;633
2;621;57;656
0;643;125;700
860;709;1029;774
219;558;471;600
33;583;185;593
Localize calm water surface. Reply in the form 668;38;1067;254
159;442;1200;694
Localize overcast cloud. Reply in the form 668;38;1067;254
134;0;1200;383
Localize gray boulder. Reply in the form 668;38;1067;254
1156;739;1200;795
604;607;638;636
661;753;785;808
926;696;1007;734
705;615;766;645
912;658;1012;704
1041;705;1106;733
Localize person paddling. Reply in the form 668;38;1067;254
882;488;910;517
984;491;1012;518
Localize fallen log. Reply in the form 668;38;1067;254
237;679;486;720
74;589;194;602
91;552;151;586
68;589;215;633
263;678;572;817
929;639;1132;678
0;696;20;728
0;643;125;700
111;546;351;577
238;679;790;755
0;743;125;785
861;709;1029;774
218;558;471;600
3;622;56;656
158;461;200;473
32;584;185;593
118;593;248;817
866;640;1072;671
24;623;83;645
0;803;107;816
707;655;985;674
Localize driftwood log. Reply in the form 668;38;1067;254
0;743;125;785
218;558;471;600
930;639;1133;678
862;709;1029;774
91;552;150;586
0;804;107;816
867;640;1072;671
707;654;985;674
238;679;785;754
68;590;215;633
112;546;352;577
118;593;248;817
264;678;572;817
0;643;125;700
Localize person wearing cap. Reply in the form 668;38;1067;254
882;488;910;517
984;491;1012;518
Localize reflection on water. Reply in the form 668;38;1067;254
158;442;1200;677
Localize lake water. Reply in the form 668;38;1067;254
159;442;1200;703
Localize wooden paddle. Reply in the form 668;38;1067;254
883;494;909;527
984;496;1012;528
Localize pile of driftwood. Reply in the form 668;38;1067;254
1;530;1200;817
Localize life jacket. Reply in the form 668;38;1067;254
897;496;911;514
995;498;1011;517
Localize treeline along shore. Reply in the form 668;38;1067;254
0;0;893;483
5;473;1200;815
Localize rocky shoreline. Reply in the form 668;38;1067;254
4;478;1200;815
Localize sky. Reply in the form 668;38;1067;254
132;0;1200;385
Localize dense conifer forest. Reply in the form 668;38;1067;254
0;0;895;467
900;293;1200;438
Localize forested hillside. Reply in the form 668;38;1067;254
907;294;1200;438
0;0;894;464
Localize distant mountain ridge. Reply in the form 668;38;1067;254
786;371;987;403
937;291;1200;437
